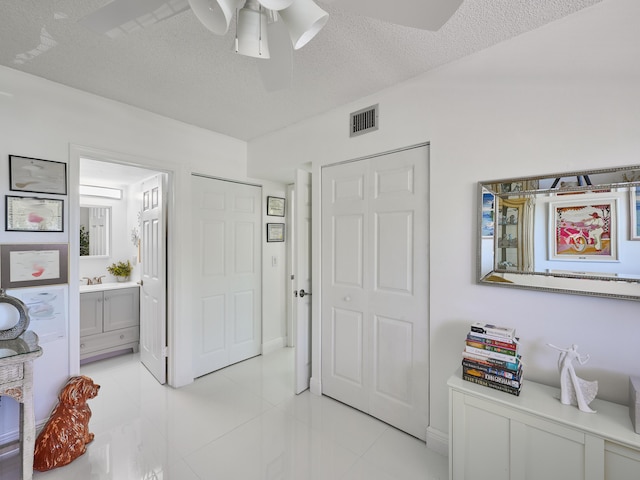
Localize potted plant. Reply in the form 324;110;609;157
106;260;132;282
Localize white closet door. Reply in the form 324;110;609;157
191;176;262;378
321;145;429;439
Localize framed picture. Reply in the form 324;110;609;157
0;243;69;288
630;186;640;240
549;198;618;262
5;196;64;232
267;196;285;217
266;223;285;242
9;155;67;195
481;191;495;238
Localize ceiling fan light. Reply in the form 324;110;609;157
188;0;241;36
236;7;271;59
279;0;328;50
256;0;294;11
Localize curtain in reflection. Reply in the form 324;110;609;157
89;207;107;256
496;196;535;272
521;197;535;272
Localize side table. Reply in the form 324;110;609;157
0;331;43;480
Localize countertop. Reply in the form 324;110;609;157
79;281;140;293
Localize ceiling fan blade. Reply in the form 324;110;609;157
189;0;244;36
328;0;464;31
258;18;293;92
79;0;190;38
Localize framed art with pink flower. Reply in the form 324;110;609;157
549;198;618;262
5;195;64;232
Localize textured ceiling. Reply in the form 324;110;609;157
0;0;602;141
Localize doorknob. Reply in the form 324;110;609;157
299;289;312;298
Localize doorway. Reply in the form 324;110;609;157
78;156;169;384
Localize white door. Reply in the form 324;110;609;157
192;175;262;378
321;145;429;439
140;173;168;384
294;169;312;394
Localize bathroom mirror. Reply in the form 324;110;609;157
478;165;640;301
79;206;111;257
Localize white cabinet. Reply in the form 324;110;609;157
448;369;640;480
80;286;140;360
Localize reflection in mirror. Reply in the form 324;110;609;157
79;206;111;257
478;165;640;301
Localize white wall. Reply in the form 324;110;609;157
0;66;287;438
247;0;640;443
261;188;289;352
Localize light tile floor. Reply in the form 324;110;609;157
1;348;448;479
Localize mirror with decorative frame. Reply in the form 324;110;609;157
478;165;640;301
79;205;111;257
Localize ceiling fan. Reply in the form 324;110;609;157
79;0;463;90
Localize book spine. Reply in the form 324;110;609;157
461;351;521;371
465;340;517;356
465;345;519;363
466;333;518;350
470;322;515;340
463;366;522;389
462;373;521;396
461;359;521;380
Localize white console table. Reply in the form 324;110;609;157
448;368;640;480
0;331;42;480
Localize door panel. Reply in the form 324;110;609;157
201;295;225;352
192;175;262;378
374;314;412;403
332;308;364;385
333;214;364;287
202;220;225;274
376;211;413;292
322;145;429;439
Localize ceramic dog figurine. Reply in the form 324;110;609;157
33;375;100;472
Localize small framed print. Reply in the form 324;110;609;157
9;155;67;195
6;196;64;232
267;196;285;217
0;243;69;288
267;223;285;242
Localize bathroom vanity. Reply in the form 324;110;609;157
79;282;140;361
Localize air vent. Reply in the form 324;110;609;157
350;104;379;137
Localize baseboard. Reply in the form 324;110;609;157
0;427;20;452
262;337;285;355
309;376;322;396
0;439;19;460
0;420;47;459
426;426;448;457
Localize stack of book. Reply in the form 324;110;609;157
461;322;523;396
